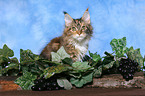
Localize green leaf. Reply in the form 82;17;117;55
70;72;93;87
102;51;114;66
57;78;64;87
93;66;102;77
0;66;2;76
110;37;127;57
104;51;114;57
62;57;73;65
14;71;37;90
0;63;19;75
143;55;145;62
0;56;7;64
89;51;101;62
0;56;3;64
0;44;14;57
20;60;45;76
72;62;93;72
51;52;61;62
51;46;70;62
57;78;72;90
126;47;143;69
20;49;39;63
10;57;19;63
89;51;93;57
103;61;115;69
43;64;69;79
57;46;70;59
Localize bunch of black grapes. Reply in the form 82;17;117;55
31;76;62;91
118;58;139;81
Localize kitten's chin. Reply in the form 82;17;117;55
72;34;86;41
77;37;84;41
73;36;85;41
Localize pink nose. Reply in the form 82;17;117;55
77;31;82;35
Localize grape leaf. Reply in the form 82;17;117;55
43;64;69;79
51;52;61;62
69;61;94;87
93;66;102;77
126;46;143;69
72;62;93;72
62;57;73;65
0;44;20;76
51;46;70;62
89;51;101;62
57;78;64;87
0;44;14;57
102;52;114;65
143;55;145;62
103;61;115;69
10;57;19;63
0;66;2;76
14;71;37;90
20;49;39;63
57;46;70;59
0;63;19;74
0;56;7;64
110;37;127;57
20;49;41;74
70;72;93;87
57;78;72;90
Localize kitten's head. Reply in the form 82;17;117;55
64;8;93;41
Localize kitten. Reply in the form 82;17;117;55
40;8;93;61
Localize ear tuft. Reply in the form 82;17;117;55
86;8;89;11
63;11;67;14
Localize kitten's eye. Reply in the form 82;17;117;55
72;27;76;31
82;26;86;31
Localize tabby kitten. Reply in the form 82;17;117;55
40;8;93;61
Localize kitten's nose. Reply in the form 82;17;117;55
77;31;82;35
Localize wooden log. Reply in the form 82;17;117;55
0;76;21;91
0;72;145;91
92;72;145;89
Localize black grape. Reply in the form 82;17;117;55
31;75;62;91
34;80;39;84
118;58;139;81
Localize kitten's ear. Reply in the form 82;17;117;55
82;8;90;24
64;11;73;26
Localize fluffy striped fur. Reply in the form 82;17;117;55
40;8;93;61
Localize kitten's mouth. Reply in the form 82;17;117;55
73;36;84;41
77;37;84;40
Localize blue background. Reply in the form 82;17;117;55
0;0;145;59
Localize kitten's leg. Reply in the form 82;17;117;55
52;43;60;51
65;45;80;61
40;37;61;60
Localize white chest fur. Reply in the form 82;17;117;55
74;43;88;61
73;39;89;61
75;44;87;55
68;38;90;61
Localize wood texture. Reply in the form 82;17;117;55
0;72;144;92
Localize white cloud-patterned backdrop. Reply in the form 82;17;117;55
0;0;145;59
